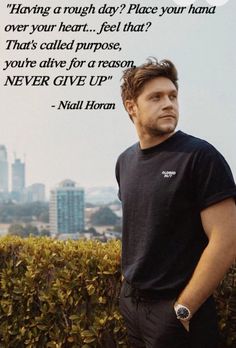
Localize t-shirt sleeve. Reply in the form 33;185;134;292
192;145;236;210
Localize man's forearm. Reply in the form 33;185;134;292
176;238;236;317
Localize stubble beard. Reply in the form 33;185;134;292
143;119;178;137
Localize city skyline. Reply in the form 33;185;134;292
0;144;47;202
0;145;118;205
0;144;118;194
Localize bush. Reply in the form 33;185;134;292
0;236;126;347
0;236;235;347
215;263;236;347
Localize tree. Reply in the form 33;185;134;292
87;227;100;236
24;224;39;236
8;224;39;237
40;229;50;237
90;207;119;226
8;224;26;237
0;202;49;224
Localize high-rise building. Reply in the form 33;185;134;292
23;183;46;203
11;158;25;201
0;145;9;194
50;179;84;235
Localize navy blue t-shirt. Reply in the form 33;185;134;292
115;131;236;298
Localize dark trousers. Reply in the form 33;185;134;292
119;280;219;348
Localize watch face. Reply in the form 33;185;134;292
177;307;189;319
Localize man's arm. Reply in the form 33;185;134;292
176;197;236;330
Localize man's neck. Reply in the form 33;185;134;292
139;131;176;150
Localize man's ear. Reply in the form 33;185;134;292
125;99;137;121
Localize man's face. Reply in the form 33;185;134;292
126;77;179;137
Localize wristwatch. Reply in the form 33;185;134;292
174;303;192;321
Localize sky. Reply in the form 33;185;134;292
0;0;235;195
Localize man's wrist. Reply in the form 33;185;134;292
174;302;192;321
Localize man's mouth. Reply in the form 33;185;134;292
160;114;176;119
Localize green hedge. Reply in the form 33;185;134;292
0;237;126;347
0;236;235;347
215;263;236;347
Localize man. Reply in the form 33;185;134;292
115;58;236;348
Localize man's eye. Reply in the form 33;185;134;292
151;96;160;100
170;95;177;100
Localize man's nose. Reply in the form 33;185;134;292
162;96;173;108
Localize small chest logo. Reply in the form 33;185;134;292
162;170;176;178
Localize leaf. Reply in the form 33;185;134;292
37;324;48;330
83;338;96;343
81;330;95;338
86;285;95;296
98;296;106;304
16;260;23;267
69;315;80;321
